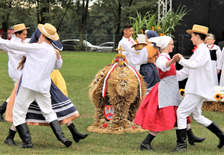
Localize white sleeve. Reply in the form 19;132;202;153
0;38;9;51
54;58;63;70
176;67;189;81
118;41;135;54
156;56;170;72
216;47;222;70
179;51;208;69
6;42;39;53
129;47;148;65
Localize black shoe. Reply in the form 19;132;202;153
4;129;17;145
207;122;224;148
16;123;33;148
187;128;205;145
172;129;187;152
68;123;88;143
50;120;72;147
0;101;7;122
140;133;155;151
0;114;5;122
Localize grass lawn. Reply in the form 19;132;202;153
0;51;224;154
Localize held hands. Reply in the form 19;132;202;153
173;53;183;62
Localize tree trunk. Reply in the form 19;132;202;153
114;0;122;50
77;0;89;45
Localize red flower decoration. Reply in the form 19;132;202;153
103;123;108;128
132;126;135;130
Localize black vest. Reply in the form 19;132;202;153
209;50;217;61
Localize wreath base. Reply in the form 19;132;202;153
87;119;147;134
202;101;224;112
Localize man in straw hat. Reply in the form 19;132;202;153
0;23;30;122
0;23;72;148
172;24;224;152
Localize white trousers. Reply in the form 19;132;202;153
13;86;57;126
177;93;212;129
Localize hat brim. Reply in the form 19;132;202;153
13;27;30;34
186;30;209;36
131;43;147;48
38;24;59;41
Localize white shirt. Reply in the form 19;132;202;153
176;43;214;99
5;41;62;93
129;47;148;66
118;37;139;71
0;36;26;83
156;53;171;72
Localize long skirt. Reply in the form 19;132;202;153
5;77;79;126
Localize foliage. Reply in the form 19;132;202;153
159;5;190;36
129;12;147;39
129;5;190;38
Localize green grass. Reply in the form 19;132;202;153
0;51;224;154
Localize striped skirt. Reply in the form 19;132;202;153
5;77;79;126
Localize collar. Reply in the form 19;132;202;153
207;44;214;50
122;36;132;40
11;36;23;43
160;53;170;58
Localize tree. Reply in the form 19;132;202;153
91;0;157;48
0;0;14;39
73;0;91;45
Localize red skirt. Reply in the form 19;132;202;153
134;83;190;132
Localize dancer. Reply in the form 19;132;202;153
206;33;222;85
134;35;204;151
173;24;224;152
0;23;29;121
127;30;160;94
139;30;160;94
0;23;72;148
3;26;88;146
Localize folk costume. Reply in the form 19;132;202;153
139;30;160;94
206;42;222;85
0;24;29;121
3;26;87;146
118;36;140;71
0;23;72;148
173;24;224;152
134;52;182;132
134;36;204;151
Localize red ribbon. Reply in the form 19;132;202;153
128;38;135;45
192;46;198;52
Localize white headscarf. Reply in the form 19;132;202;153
148;36;172;49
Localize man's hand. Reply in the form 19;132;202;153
55;49;61;60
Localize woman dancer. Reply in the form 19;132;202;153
134;36;204;151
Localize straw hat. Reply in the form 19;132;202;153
132;34;147;50
186;24;209;36
13;23;30;33
38;23;59;41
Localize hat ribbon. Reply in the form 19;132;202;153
41;27;55;39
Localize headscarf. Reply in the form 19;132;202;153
148;36;172;49
145;30;159;39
